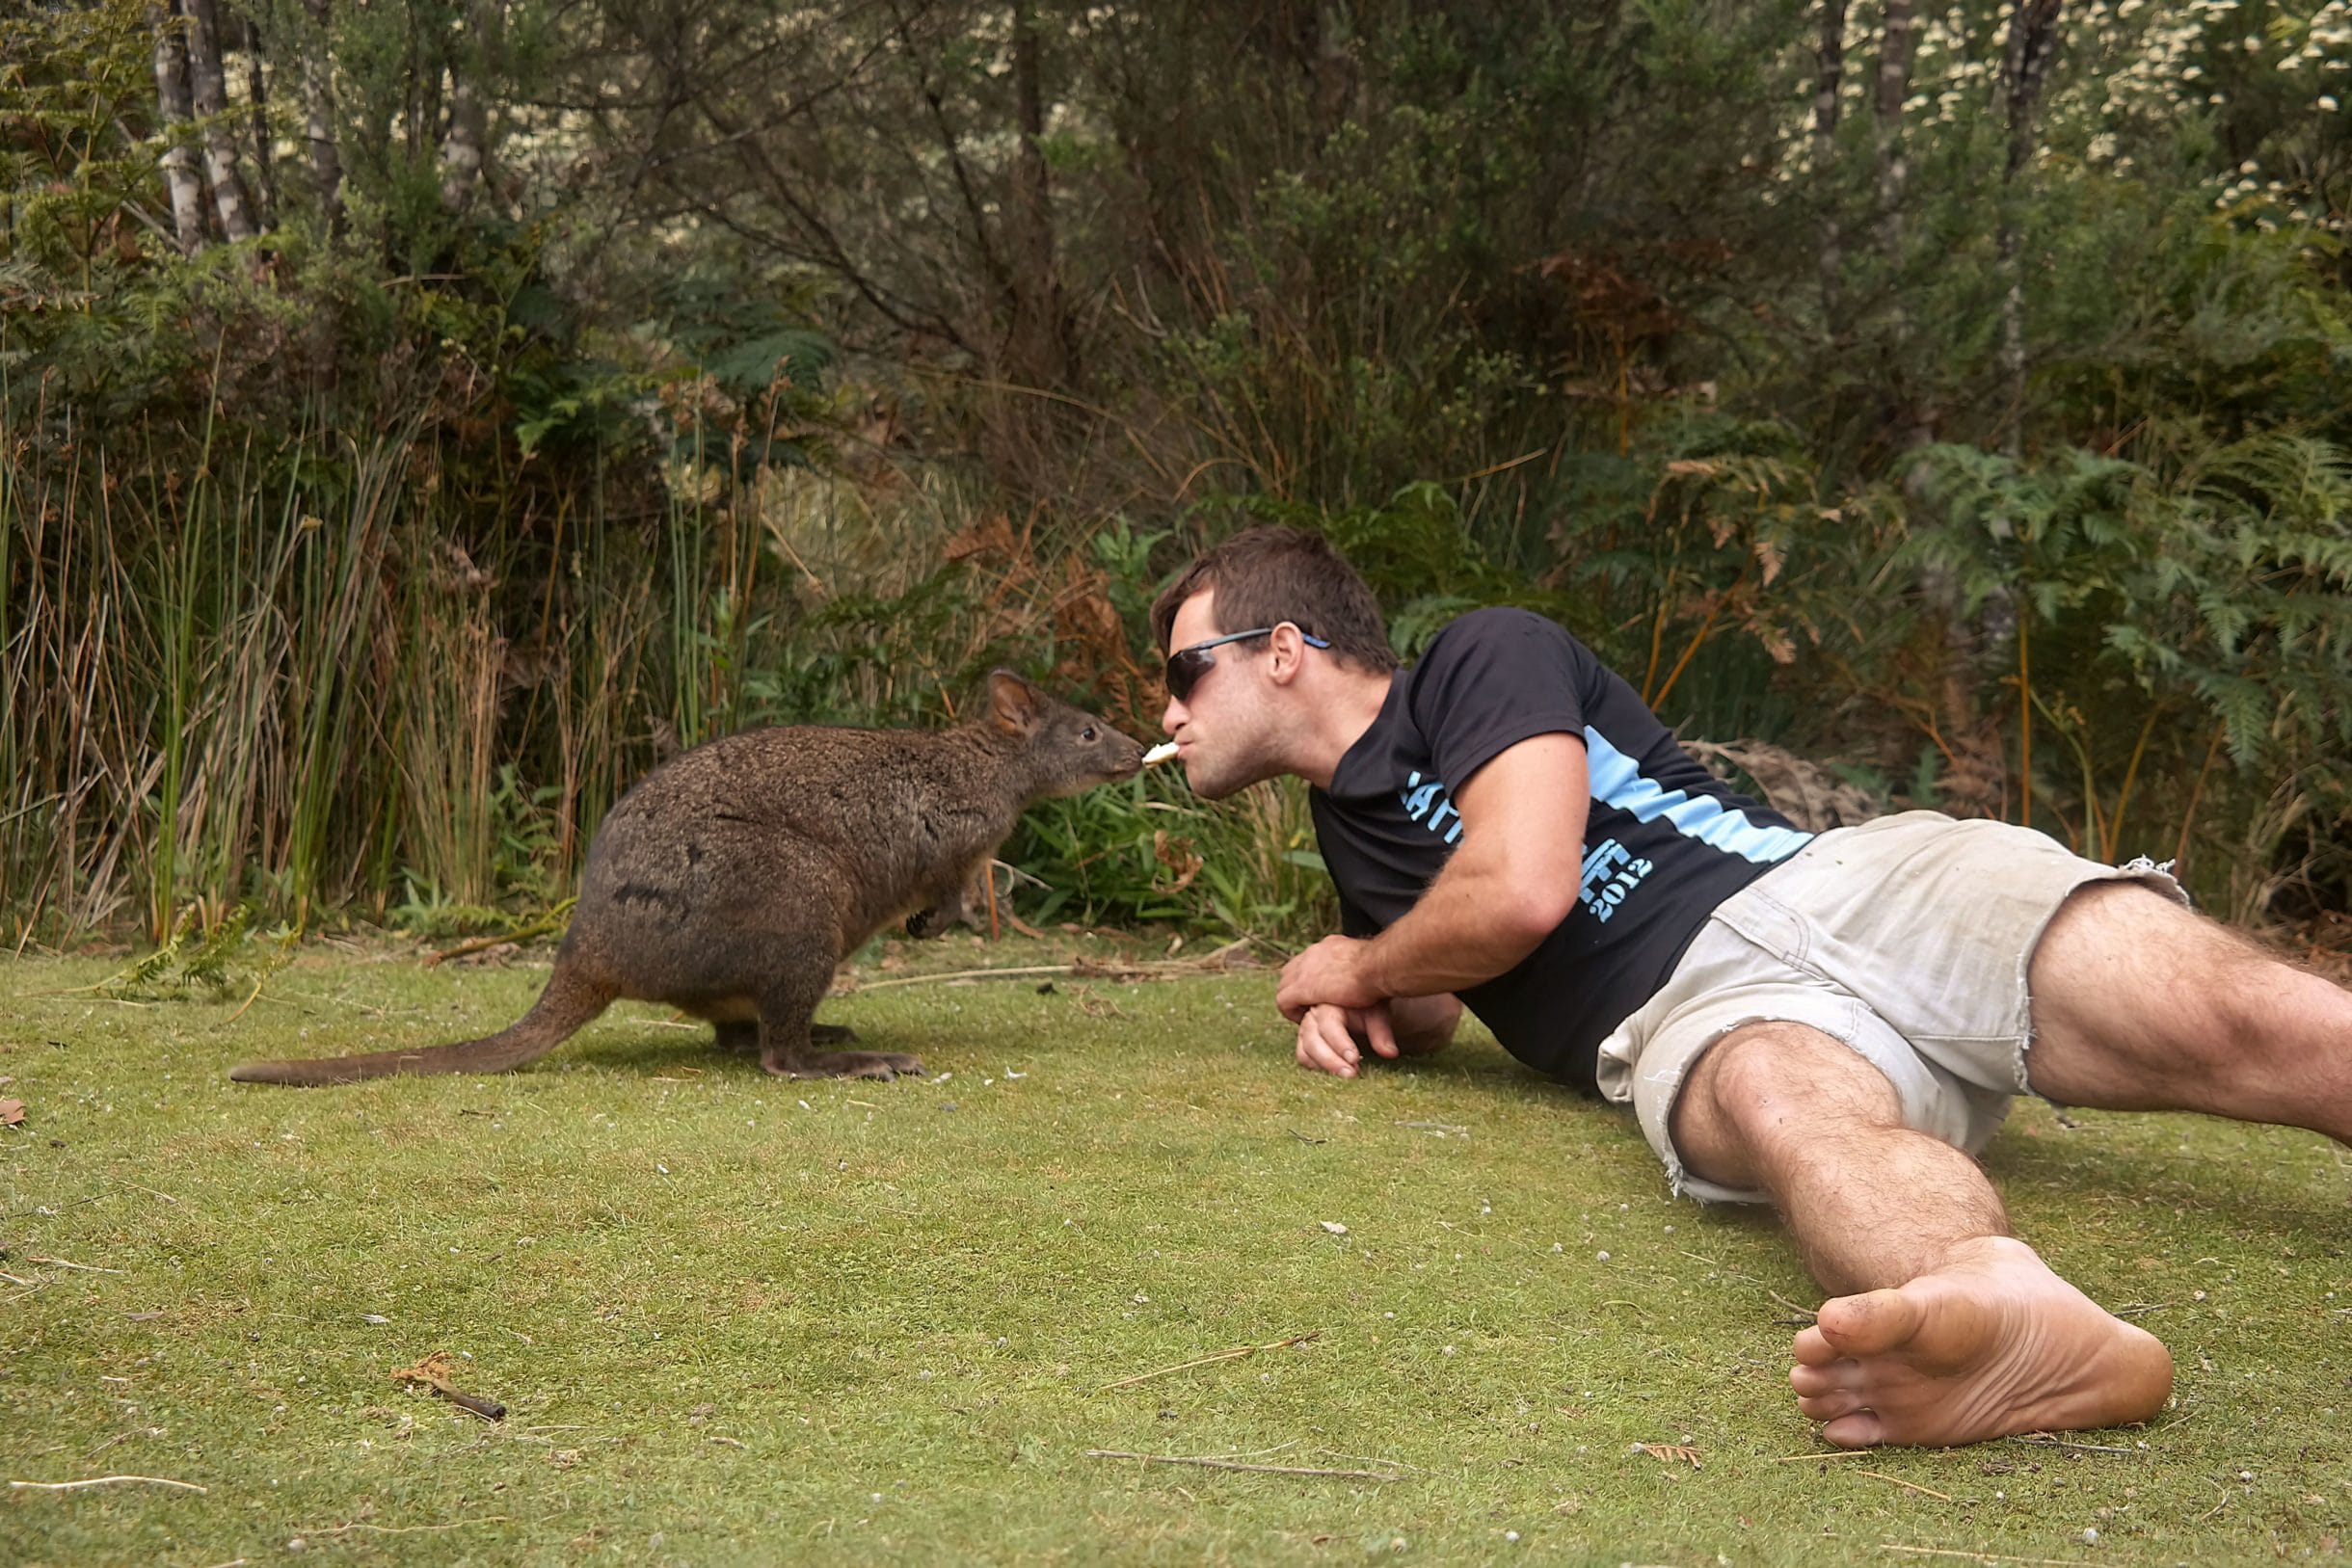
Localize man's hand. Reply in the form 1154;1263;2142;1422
1294;995;1463;1078
1278;935;1383;1021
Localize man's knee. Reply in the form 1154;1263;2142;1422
1672;1022;1904;1188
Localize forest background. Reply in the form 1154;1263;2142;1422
5;0;2349;956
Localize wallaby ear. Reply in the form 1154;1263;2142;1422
985;669;1045;736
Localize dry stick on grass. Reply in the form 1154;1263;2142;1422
1857;1469;1953;1501
2005;1432;2138;1454
1083;1449;1400;1481
1882;1549;2101;1567
28;1255;123;1274
1770;1448;1874;1462
299;1517;510;1538
424;899;577;968
1098;1331;1322;1392
846;941;1259;997
114;1180;181;1206
11;1475;207;1493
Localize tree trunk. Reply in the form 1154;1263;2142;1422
1814;0;1849;329
240;13;280;226
1872;0;1933;451
1872;0;1915;274
181;0;259;240
439;0;503;213
1997;0;2065;462
300;0;343;226
147;1;209;252
1002;0;1068;389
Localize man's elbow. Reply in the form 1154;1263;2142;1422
1496;890;1573;956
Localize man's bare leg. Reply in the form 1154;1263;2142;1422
1670;1023;2173;1448
2022;881;2352;1140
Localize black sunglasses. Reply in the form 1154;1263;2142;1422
1163;626;1331;703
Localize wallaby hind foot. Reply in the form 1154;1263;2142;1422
762;1044;924;1080
714;1021;857;1052
755;965;922;1079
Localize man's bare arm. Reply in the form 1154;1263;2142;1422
1277;732;1589;1018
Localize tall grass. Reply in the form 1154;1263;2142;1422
0;365;772;943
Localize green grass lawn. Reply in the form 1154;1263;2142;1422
4;934;2348;1565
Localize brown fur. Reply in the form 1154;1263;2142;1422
229;672;1143;1086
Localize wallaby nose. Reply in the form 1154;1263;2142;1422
1115;730;1147;776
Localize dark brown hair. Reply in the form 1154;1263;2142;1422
1150;525;1399;674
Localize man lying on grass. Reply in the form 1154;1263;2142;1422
1150;524;2352;1450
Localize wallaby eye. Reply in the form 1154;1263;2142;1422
1082;726;1097;741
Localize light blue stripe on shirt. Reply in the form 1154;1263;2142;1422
1584;726;1814;864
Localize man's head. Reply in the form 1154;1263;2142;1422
1149;525;1398;675
1150;526;1398;798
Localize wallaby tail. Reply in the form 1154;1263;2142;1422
228;965;613;1086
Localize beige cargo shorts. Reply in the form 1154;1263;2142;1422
1593;810;2189;1205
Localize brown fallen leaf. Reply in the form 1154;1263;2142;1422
0;1099;25;1128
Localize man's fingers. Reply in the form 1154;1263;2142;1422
1359;1003;1402;1059
1295;1008;1360;1077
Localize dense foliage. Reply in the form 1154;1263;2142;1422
5;0;2348;944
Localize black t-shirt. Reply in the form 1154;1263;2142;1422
1308;607;1812;1091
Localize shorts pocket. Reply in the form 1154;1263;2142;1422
1705;887;1817;974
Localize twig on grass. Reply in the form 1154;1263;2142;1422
842;942;1259;996
299;1516;509;1538
424;901;576;967
851;964;1076;993
28;1255;122;1274
1771;1448;1874;1462
1857;1469;1952;1501
1084;1448;1400;1481
391;1351;506;1421
1098;1331;1322;1391
10;1474;206;1493
114;1180;181;1206
220;972;271;1027
1881;1548;2098;1566
2004;1432;2138;1454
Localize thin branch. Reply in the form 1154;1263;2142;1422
1098;1332;1320;1392
1881;1549;2100;1567
1858;1469;1953;1501
297;1516;509;1537
1083;1449;1399;1481
11;1475;207;1493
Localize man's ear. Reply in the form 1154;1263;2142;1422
1267;624;1314;685
986;669;1045;735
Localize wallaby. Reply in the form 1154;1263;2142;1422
229;672;1144;1086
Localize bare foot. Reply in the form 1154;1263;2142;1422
1789;1236;2173;1448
